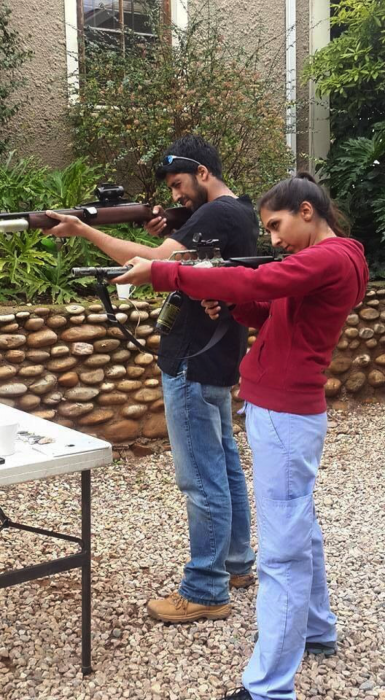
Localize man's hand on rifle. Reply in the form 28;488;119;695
144;206;169;237
201;300;221;320
43;210;85;237
111;257;153;286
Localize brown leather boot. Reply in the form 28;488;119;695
147;592;231;623
229;573;256;589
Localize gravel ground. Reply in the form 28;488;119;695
0;403;384;700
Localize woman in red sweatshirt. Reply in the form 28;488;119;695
117;173;369;700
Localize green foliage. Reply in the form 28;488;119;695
68;5;293;203
304;0;385;139
0;4;32;155
304;0;385;276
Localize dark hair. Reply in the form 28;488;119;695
258;171;350;238
156;134;223;181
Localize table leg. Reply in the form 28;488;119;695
81;469;92;676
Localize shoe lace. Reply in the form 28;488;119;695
169;592;189;610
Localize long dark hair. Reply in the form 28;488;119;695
258;172;350;238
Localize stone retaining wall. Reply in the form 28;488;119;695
0;284;384;445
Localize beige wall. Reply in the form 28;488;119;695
6;0;72;169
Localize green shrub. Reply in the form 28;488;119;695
68;5;293;203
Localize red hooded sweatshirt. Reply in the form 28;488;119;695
152;238;369;414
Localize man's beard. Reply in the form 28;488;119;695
189;178;208;212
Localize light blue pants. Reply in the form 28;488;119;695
162;366;255;605
243;404;337;700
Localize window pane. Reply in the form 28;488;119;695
122;0;156;35
84;1;120;31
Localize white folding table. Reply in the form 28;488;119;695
0;405;112;675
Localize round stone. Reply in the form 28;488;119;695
115;313;128;323
359;328;374;339
61;325;107;342
0;398;15;407
56;418;74;429
359;308;380;321
144;378;159;388
136;325;154;338
130;310;149;322
88;304;103;312
349;339;360;349
71;342;94;356
106;327;125;340
98;392;127;406
126;366;145;378
58;372;79;387
328;356;352;374
337;339;349;350
117;380;142;392
345;372;366;393
0;382;28;397
87;313;108;323
345;327;359;339
5;350;25;364
375;354;385;366
94;339;120;353
15;311;30;319
66;304;85;315
100;382;115;392
346;314;359;326
50;346;70;357
150;308;161;318
42;392;63;406
34;307;50;316
25;350;50;362
69;315;85;325
142;414;168;439
105;365;127;380
102;420;140;442
132;301;150;310
127;339;146;351
25;317;45;331
0;314;16;323
47;357;78;372
18;394;41;411
84;354;111;368
111;349;131;362
0;365;17;380
46;315;68;329
367;299;380;307
27;329;58;348
64;387;100;401
1;323;19;332
29;374;57;395
365;290;377;298
133;388;162;403
79;369;105;385
147;335;161;349
379;335;385;345
58;402;94;418
18;365;45;378
121;404;148;419
381;311;385;322
150;399;165;413
374;323;385;335
368;369;385;387
78;409;114;426
0;335;26;350
31;409;56;420
366;339;378;348
134;353;154;366
352;354;371;367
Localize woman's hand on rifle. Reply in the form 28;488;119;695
110;257;153;286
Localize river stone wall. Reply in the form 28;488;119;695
0;284;384;446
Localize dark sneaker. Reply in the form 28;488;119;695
253;632;337;656
229;573;256;589
222;688;252;699
305;641;337;656
147;592;231;623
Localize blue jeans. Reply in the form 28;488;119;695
162;366;255;606
243;404;337;700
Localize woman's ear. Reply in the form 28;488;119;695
299;201;314;221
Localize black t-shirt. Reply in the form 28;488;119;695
158;195;259;386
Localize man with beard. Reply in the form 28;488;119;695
46;134;258;622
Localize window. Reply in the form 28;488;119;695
79;0;163;52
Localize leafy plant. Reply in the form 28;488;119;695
0;3;32;156
68;4;293;204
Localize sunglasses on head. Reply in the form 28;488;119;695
162;155;202;167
